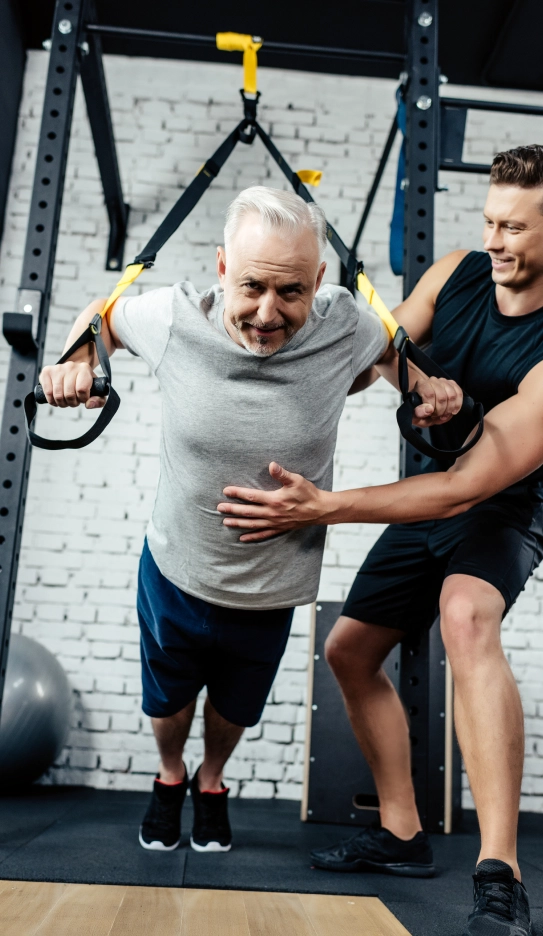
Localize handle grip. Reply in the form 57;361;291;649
34;376;110;405
397;390;484;461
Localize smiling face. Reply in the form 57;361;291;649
217;214;326;357
483;184;543;291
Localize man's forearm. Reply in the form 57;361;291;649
376;348;426;393
320;469;478;526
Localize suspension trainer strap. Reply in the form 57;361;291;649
29;46;485;461
135;123;244;264
356;271;399;341
100;262;146;319
254;123;358;285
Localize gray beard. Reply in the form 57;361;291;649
235;324;294;357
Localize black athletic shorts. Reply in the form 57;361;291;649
343;487;543;637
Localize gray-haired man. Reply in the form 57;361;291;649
40;186;460;855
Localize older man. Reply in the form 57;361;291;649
40;186;458;856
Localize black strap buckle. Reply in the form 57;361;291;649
89;313;102;336
202;158;221;179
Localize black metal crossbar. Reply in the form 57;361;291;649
85;23;405;65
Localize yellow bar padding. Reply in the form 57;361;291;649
356;271;398;341
216;32;263;95
101;263;146;320
296;169;322;187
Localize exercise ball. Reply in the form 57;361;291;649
0;634;72;787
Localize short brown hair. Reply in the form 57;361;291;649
490;144;543;187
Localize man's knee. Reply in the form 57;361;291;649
324;616;397;680
439;578;504;662
324;622;349;674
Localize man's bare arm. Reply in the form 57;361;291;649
39;298;125;408
347;250;469;422
217;360;543;540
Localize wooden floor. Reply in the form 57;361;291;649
0;880;411;936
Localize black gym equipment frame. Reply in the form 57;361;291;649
395;0;451;836
0;0;537;832
0;0;128;711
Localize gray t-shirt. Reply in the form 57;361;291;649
114;282;387;609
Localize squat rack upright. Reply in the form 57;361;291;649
2;0;541;832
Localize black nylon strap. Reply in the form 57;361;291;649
24;315;120;451
134;123;244;264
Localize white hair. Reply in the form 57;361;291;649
224;185;328;259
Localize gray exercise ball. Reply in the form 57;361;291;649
0;634;72;787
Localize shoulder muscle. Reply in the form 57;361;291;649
392;250;470;344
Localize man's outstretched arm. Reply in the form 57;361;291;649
348;249;469;426
217;361;543;541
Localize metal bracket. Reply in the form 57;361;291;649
80;19;130;271
2;315;37;355
2;289;42;355
440;103;468;167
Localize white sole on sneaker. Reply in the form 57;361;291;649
190;836;232;853
139;827;180;851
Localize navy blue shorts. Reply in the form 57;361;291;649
343;490;543;637
137;540;294;726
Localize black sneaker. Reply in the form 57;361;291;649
139;769;188;851
190;765;232;853
463;859;532;935
310;823;435;877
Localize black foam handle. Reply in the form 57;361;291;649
34;376;110;405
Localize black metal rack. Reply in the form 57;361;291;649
0;0;540;832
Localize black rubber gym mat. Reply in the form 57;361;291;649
1;787;543;936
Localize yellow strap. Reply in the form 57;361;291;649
100;263;146;320
356;271;398;342
296;169;322;187
216;32;263;95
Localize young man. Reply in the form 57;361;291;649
218;146;543;936
40;187;458;856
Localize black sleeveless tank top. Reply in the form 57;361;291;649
421;250;543;492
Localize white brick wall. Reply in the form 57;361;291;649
2;50;543;807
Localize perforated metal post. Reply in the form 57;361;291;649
398;0;458;834
0;0;88;714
